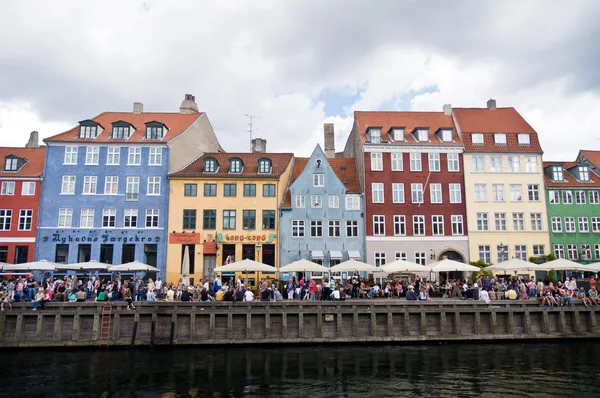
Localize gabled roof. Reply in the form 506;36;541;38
0;147;46;178
44;112;203;143
543;161;600;187
281;157;360;208
580;150;600;168
354;111;459;145
170;152;293;178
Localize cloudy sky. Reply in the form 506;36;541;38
1;1;599;159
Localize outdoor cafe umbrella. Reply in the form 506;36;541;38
587;262;600;272
108;261;160;273
328;259;379;274
214;259;276;273
279;259;329;274
181;245;191;286
535;258;598;272
381;259;429;274
55;260;110;272
429;259;480;273
0;262;8;271
486;258;541;273
2;259;57;272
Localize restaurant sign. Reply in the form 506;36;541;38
215;232;276;244
169;232;201;244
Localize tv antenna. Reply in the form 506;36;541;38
245;114;260;152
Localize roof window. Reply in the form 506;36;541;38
204;158;218;173
494;133;507;145
391;128;404;142
79;120;100;139
440;129;452;142
229;158;243;174
367;128;381;144
472;133;484;144
145;122;166;140
258;158;272;174
416;129;428;142
579;166;590;181
518;133;530;145
552;166;563;181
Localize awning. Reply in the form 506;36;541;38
311;250;324;259
330;250;343;259
347;250;361;259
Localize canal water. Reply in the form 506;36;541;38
2;342;600;397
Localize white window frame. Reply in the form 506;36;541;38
492;184;505;202
345;196;360;210
146;209;159;228
313;174;324;187
371;183;384;203
58;208;72;228
578;217;589;233
509;184;523;202
411;183;423;204
518;134;530;145
474;184;487;201
64;146;78;165
21;181;35;196
391;153;403;171
447;153;460;172
528;184;540;201
126;176;140;200
292;220;305;238
579;166;590;181
449;183;461;203
311;194;322;208
106;147;120;165
589;191;599;204
549;190;560;204
565;217;576;233
105;176;118;195
552;166;563;181
393;215;406;236
295;195;305;208
147;177;161;196
432;215;444;236
430;183;442;204
451;215;464;235
530;213;543;232
395;251;407;261
554;244;565;259
567;244;578;261
415;252;426;266
494;213;507;231
512;213;525;231
374;252;386;267
478;245;491;264
533;245;545;256
368;128;381;144
373;215;385;236
507;156;520;172
472;155;484;172
328;220;341;237
472;133;484;144
82;176;97;195
490;155;502;172
18;209;33;231
525;156;538;173
410;153;422;172
149;147;162;166
61;176;76;195
416;129;428;142
310;220;323;238
576;191;586;204
127;147;142;166
124;209;138;228
392;183;405;204
494;133;507;144
428;153;440;172
515;245;527;261
102;208;117;228
413;215;425;236
85;146;99;165
551;217;562;233
476;213;489;231
346;220;359;237
592;217;600;233
562;191;573;204
80;209;95;228
370;153;383;171
391;128;404;142
328;195;339;209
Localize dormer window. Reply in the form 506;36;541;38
440;129;452;142
367;128;381;144
391;128;404;142
579;166;590;181
79;120;99;139
204;158;218;173
472;133;484;144
258;158;272;174
494;133;507;144
112;121;132;139
230;158;243;173
145;122;165;140
4;157;19;171
416;129;428;142
518;134;530;145
552;166;564;181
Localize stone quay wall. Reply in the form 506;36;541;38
1;301;599;348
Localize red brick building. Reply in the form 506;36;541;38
0;145;45;264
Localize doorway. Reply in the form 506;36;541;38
14;246;29;264
77;244;91;263
55;244;69;263
144;244;157;267
100;244;114;264
242;244;255;260
222;244;236;264
203;255;216;280
122;244;136;263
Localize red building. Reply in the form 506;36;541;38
0;145;45;264
342;109;469;272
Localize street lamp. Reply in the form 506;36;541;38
255;242;262;262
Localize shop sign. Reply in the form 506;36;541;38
215;232;276;243
169;232;201;244
51;233;159;244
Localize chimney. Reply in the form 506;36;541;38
324;123;335;158
251;138;266;153
25;131;39;148
133;102;144;114
487;99;497;110
443;104;452;116
179;94;199;114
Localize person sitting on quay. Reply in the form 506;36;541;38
588;287;600;306
75;287;87;303
406;285;418;301
578;286;592;308
0;287;12;311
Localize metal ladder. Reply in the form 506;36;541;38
99;305;112;346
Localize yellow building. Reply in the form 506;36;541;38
454;104;551;264
166;149;293;285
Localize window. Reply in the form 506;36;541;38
478;245;491;263
82;176;97;195
551;217;562;233
328;195;339;208
596;245;600;260
184;184;197;197
203;210;217;229
472;155;484;172
492;184;505;201
292;220;305;237
579;166;590;181
61;176;76;194
562;191;573;204
552;166;563;181
146;209;159;228
145;124;164;139
3;157;17;170
346;220;359;237
395;251;407;261
147;177;161;196
530;213;543;231
328;220;341;237
592;217;600;233
441;129;452;142
125;176;139;201
513;213;525;231
258;159;272;174
313;173;324;187
474;184;487;201
554;244;565;259
1;181;15;195
508;184;522;201
415;252;426;266
432;215;444;236
373;215;385;236
230;159;242;173
451;215;463;235
515;245;527;261
567;244;578;260
472;133;484;144
80;209;94;228
411;183;423;204
507;156;520;172
525;156;538;173
371;153;383;171
18;209;32;231
497;245;509;263
243;184;256;197
490;156;502;172
581;244;592;260
124;209;138;228
183;210;196;229
371;183;384;203
533;245;545;256
204;159;217;173
416;129;428;142
64;146;78;164
311;195;322;208
79;124;97;139
0;210;11;230
310;220;323;237
579;217;589;232
391;128;404;141
476;213;489;231
391;153;403;171
392;183;405;203
494;213;507;231
445;183;461;204
576;191;586;204
295;195;305;208
393;215;406;236
112;125;129;139
368;128;381;144
430;183;442;203
263;184;276;197
413;215;425;236
494;133;507;144
149;148;162;166
447;153;460;172
262;210;276;230
106;147;120;165
565;217;576;233
518;134;530;145
102;209;116;228
428;153;440;172
105;176;118;195
527;184;540;201
223;210;236;230
410;153;422;171
243;210;256;230
374;252;386;267
345;196;360;210
549;190;560;204
590;191;599;204
127;147;142;165
224;184;237;197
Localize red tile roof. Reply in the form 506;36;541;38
0;147;46;178
452;107;543;153
543;161;600;187
354;111;460;146
581;150;600;168
281;157;360;208
170;152;293;178
44;112;203;143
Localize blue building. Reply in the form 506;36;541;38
279;144;365;279
36;95;222;276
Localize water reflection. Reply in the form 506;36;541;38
2;342;600;397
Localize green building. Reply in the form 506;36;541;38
543;158;600;263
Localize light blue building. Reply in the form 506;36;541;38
35;95;222;276
279;144;365;279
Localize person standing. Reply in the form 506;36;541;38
26;275;36;302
